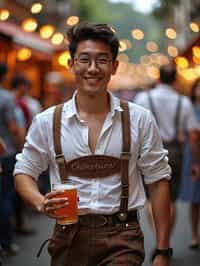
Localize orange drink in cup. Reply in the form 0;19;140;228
52;181;78;225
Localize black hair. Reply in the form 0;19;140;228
191;78;200;103
67;22;119;61
159;64;176;85
11;75;29;89
0;62;8;82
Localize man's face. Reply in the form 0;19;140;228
69;40;118;95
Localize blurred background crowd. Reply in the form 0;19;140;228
0;0;200;264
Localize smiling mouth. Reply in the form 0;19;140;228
84;77;101;83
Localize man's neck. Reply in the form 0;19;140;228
76;90;110;116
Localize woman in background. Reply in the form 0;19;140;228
179;78;200;249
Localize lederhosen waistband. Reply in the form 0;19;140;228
78;210;138;228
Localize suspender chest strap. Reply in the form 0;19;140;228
53;104;67;181
119;101;131;221
52;100;131;221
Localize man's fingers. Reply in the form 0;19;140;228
45;190;66;199
46;201;68;212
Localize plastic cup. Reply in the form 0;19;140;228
52;181;78;225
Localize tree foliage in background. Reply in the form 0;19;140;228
75;0;165;63
151;0;180;21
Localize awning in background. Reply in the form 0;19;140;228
0;21;65;54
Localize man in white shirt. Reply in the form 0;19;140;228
134;64;199;242
14;23;172;266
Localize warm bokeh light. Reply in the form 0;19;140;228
117;53;129;63
17;48;32;61
31;3;43;14
66;16;79;26
22;18;38;32
193;56;200;65
194;66;200;76
146;41;158;52
58;51;71;67
51;32;64;45
0;9;10;21
192;46;200;59
165;28;177;39
119;40;127;52
131;29;144;40
175;56;189;69
140;55;151;65
167;45;178;57
116;62;129;73
146;66;160;80
179;68;198;81
190;22;199;33
124;39;132;49
39;24;55;39
157;54;170;65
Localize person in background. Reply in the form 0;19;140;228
14;22;172;266
22;79;42;118
134;64;200;247
0;62;24;256
179;78;200;249
0;136;6;263
11;75;32;131
11;74;36;235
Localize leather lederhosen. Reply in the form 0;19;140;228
36;101;145;264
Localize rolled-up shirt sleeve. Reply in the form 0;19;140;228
14;114;50;180
138;110;171;184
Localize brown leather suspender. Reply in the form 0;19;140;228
119;101;131;220
53;100;131;220
53;104;67;182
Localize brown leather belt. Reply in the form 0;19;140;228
79;210;138;228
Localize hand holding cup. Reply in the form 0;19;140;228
41;189;69;220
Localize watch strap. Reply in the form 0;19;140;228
151;248;173;262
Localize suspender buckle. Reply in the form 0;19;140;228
55;154;65;163
121;152;131;160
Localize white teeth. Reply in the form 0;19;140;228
86;78;99;81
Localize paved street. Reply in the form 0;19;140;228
3;202;200;266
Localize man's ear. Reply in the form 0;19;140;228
111;60;119;75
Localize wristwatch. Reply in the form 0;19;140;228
151;248;173;262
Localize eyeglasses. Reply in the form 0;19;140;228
74;55;112;68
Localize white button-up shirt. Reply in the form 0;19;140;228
14;92;171;215
134;84;198;141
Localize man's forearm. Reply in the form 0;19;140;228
148;179;171;248
15;174;44;212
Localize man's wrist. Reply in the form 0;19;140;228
35;197;45;214
151;248;173;262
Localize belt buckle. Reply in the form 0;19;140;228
80;214;107;228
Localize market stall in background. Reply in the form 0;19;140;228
0;0;76;106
